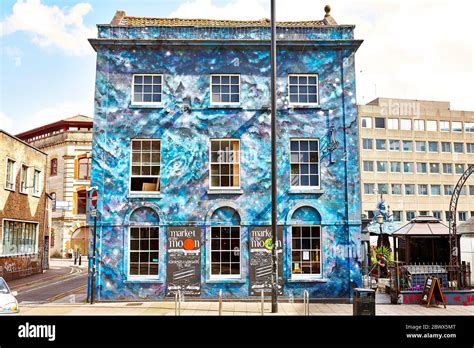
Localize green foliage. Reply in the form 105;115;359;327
372;246;392;263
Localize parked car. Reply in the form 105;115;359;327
0;277;19;315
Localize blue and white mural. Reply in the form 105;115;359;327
88;10;363;300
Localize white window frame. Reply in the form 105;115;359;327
32;169;41;197
428;141;439;153
4;157;16;192
441;142;451;153
439;121;450;132
431;185;441;196
363;161;374;172
362;138;373;150
127;226;160;280
375;139;387;151
361;117;372;129
427;120;437;132
289;138;321;189
418;184;429;196
19;164;29;195
388;139;400;152
288;74;319;107
387;118;399;130
210;74;241;106
209;139;241;190
209;225;241;280
376;161;387;173
416;162;427;174
131;74;163;106
290;225;322;280
403;162;414;174
452;121;463;133
414;119;425;131
442;163;453;175
390;162;401;173
429;163;440;174
391;184;402;195
453;142;464;154
465;123;474;133
1;219;39;257
402;140;413;152
400;119;412;131
405;184;415;196
415;141;426;152
129;139;161;195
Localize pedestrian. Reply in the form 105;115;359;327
68;247;74;259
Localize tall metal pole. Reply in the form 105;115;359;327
90;210;97;304
270;0;278;313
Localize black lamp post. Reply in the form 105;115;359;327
270;0;278;314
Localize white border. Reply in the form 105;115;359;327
131;74;164;107
1;218;39;257
208;225;242;280
209;74;241;106
289;225;323;280
287;74;319;107
289;138;321;190
208;138;241;190
127;225;161;280
129;138;161;195
4;157;16;192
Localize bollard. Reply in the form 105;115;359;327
261;290;264;316
218;290;223;316
303;290;309;316
175;292;178;316
178;290;182;315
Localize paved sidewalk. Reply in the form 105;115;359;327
17;301;474;316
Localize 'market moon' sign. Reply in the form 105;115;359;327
249;226;283;296
166;226;201;296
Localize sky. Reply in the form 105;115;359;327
0;0;473;134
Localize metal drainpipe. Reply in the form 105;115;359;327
340;50;351;300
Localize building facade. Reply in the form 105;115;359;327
16;116;93;257
88;8;362;300
0;130;49;281
358;98;474;226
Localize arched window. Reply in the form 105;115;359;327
290;206;322;278
75;154;91;180
210;207;241;278
50;158;58;176
129;207;160;278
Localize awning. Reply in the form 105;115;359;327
392;216;449;237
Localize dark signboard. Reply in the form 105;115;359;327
249;226;283;296
166;226;201;296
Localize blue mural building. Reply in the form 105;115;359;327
88;6;363;301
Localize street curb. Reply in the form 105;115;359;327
11;267;84;292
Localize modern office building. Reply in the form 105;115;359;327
87;7;363;300
358;98;474;226
16;116;93;257
0;130;49;280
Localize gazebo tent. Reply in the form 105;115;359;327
392;216;452;264
458;218;474;283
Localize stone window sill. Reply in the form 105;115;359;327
288;188;324;195
207;189;243;195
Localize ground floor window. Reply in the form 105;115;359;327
291;225;321;277
1;220;38;256
210;226;241;277
129;226;159;277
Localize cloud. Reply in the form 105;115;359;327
0;0;96;56
10;99;94;134
0;112;14;132
170;0;474;111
